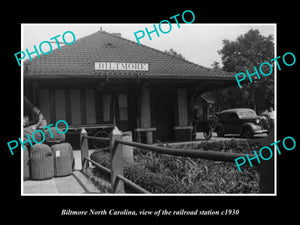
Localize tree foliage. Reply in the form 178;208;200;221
210;29;274;113
220;29;274;72
165;48;186;60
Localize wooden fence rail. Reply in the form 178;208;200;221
82;157;150;193
116;139;253;163
80;127;271;194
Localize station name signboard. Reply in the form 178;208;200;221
95;62;149;71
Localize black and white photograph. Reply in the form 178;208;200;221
21;23;276;195
2;5;299;223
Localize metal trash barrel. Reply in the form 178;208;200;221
51;143;74;177
30;144;54;180
23;145;30;180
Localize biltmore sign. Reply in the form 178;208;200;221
95;62;149;71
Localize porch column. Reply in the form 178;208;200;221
174;89;193;141
141;88;151;128
177;89;188;126
138;88;155;144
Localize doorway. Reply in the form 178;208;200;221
102;92;131;132
152;89;174;142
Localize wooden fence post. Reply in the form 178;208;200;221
80;128;88;171
110;126;124;193
122;131;134;166
259;129;275;193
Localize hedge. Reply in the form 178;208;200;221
89;139;260;193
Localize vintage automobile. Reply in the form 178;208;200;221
192;94;216;140
215;108;269;138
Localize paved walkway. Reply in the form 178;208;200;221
23;171;100;195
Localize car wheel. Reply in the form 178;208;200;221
192;129;196;140
92;130;110;150
241;127;254;139
203;126;213;140
215;124;224;137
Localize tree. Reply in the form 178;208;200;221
211;61;221;70
219;29;274;73
165;48;186;60
210;29;274;113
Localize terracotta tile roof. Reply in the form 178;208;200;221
24;31;234;80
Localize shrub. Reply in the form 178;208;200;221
84;168;111;193
124;164;183;193
90;150;110;168
89;139;260;193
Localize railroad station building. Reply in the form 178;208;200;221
24;29;235;147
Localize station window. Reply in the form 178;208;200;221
85;89;96;124
70;89;81;125
103;94;111;122
55;89;66;121
39;89;51;123
118;94;128;121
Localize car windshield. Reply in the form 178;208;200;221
237;110;257;118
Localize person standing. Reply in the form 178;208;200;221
262;106;274;131
267;106;275;131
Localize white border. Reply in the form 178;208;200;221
21;23;24;195
21;23;277;196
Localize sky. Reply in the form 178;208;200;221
22;24;275;68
